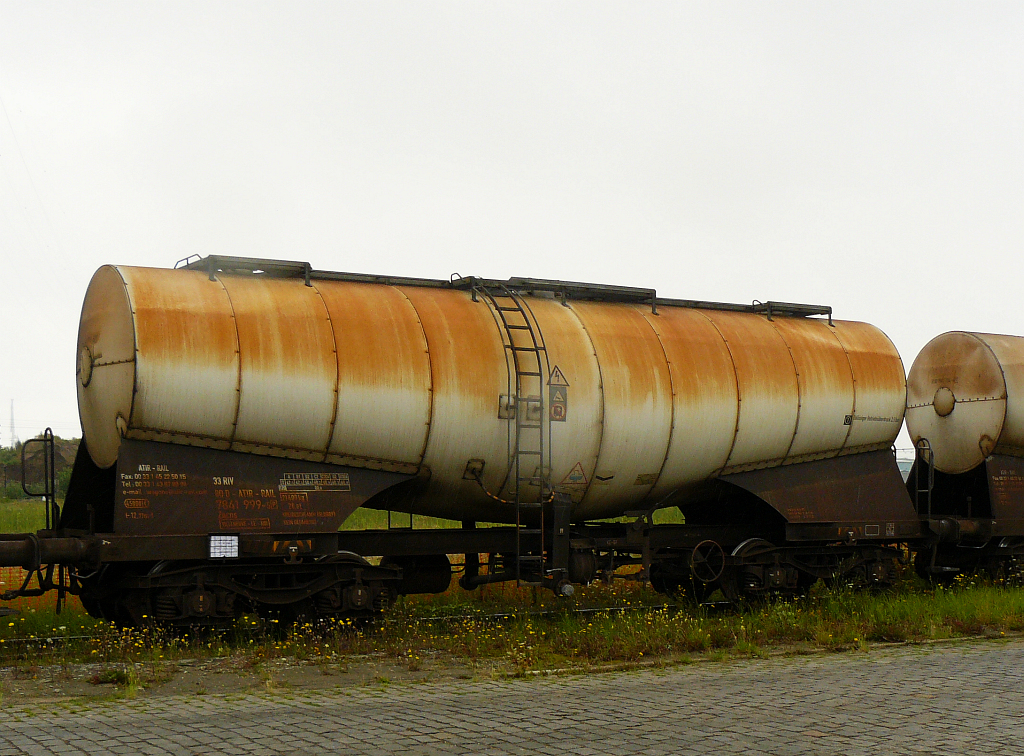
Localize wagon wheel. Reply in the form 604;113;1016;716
690;540;726;584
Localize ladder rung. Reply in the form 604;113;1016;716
516;450;542;456
505;324;531;330
518;555;544;562
518;502;545;509
507;345;540;352
496;306;524;312
518;423;542;429
518;528;543;535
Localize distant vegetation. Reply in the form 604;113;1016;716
0;435;79;502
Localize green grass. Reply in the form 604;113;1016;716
340;507;461;530
0;500;45;533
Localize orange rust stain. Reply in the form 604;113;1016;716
397;287;505;408
700;310;799;408
127;268;237;370
78;266;132;356
907;332;1003;404
315;281;431;396
769;317;855;408
833;320;906;398
570;302;673;409
642;307;737;409
221;276;336;380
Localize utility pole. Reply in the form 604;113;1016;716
8;400;17;448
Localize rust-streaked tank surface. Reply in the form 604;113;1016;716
907;331;1024;474
77;259;906;523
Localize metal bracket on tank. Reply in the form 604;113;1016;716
179;255;313;287
753;300;833;326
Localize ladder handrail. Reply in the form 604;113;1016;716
914;437;934;519
473;283;553;585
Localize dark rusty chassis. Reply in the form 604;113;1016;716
0;441;975;626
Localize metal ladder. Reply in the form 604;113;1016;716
474;283;553;585
913;438;934;518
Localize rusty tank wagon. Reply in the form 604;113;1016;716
905;331;1024;578
0;255;940;624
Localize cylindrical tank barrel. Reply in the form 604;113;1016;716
907;331;1024;474
77;265;906;522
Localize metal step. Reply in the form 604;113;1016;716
507;345;546;352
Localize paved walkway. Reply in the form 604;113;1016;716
2;640;1024;755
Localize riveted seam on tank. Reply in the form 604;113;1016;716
560;301;605;510
88;357;136;369
762;317;803;465
908;396;1004;409
214;276;244;448
124;426;419;473
392;286;434;469
308;281;341;464
636;305;676;500
973;334;1009;452
692;310;741;477
114;266;140;440
826;323;858;454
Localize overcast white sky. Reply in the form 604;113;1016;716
1;2;1021;453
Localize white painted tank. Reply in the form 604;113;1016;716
906;331;1024;474
77;262;907;522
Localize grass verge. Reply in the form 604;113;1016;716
2;573;1023;681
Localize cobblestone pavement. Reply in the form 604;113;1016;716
3;639;1024;755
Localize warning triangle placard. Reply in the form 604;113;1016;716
549;365;569;386
561;462;588;486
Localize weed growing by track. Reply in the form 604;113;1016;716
3;573;1024;682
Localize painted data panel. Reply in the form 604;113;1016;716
987;455;1024;535
114;440;411;536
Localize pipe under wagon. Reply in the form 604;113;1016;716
0;256;933;624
